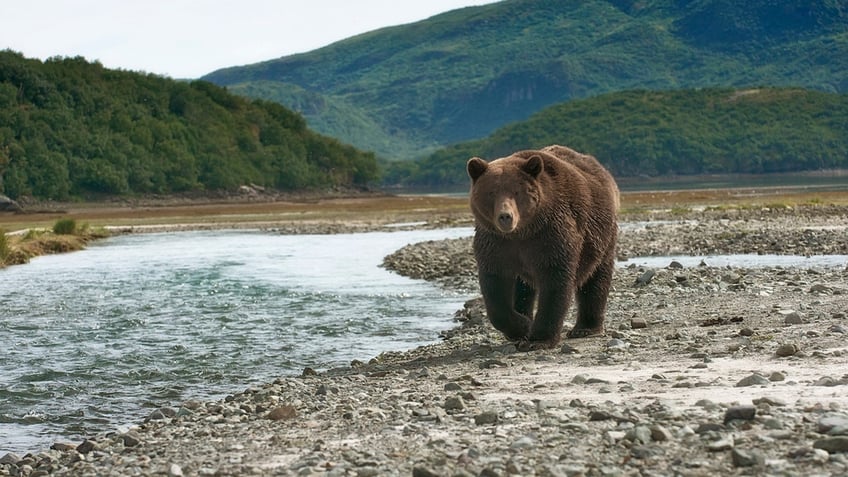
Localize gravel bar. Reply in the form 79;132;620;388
3;204;848;476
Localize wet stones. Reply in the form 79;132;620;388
724;405;757;424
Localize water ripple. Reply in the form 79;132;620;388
0;228;474;454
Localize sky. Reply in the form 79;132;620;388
1;0;500;79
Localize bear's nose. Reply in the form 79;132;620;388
497;211;513;230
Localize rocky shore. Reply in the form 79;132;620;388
3;204;848;476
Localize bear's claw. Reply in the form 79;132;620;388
515;339;558;352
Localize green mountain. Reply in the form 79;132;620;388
202;0;848;161
398;87;848;187
0;51;378;200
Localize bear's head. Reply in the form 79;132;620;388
467;154;544;235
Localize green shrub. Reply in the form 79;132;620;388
53;218;77;235
0;229;9;261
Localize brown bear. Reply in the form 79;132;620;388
466;145;619;350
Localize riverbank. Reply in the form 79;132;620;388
2;201;848;476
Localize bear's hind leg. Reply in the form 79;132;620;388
568;255;614;338
479;272;532;341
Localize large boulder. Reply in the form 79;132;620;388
0;194;22;213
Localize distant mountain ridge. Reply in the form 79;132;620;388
203;0;848;160
397;87;848;187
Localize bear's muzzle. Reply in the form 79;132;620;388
495;199;518;233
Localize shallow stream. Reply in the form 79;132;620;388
0;228;474;454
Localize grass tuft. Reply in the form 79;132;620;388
53;218;77;235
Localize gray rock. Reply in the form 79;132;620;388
412;467;442;477
635;269;656;286
168;463;184;477
784;311;804;325
120;431;142;447
474;411;499;425
0;453;21;465
813;436;848;453
443;396;466;411
625;425;652;444
560;344;580;354
775;343;799;357
707;436;735;452
267;405;297;421
809;284;831;294
725;405;757;423
818;413;848;435
769;371;786;382
630;317;648;329
753;396;787;407
731;448;765;467
813;376;841;387
696;423;726;434
147;407;177;421
630;444;666;459
736;373;770;387
76;439;98;454
510;436;536;449
650;424;673;442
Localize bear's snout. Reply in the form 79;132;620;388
497;211;513;230
495;199;519;233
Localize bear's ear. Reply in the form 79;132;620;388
523;155;544;178
467;157;488;181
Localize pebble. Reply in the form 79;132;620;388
784;311;805;324
630;317;648;329
775;343;799;357
474;411;499;425
443;396;466;411
267;405;297;421
635;269;656;285
724;405;757;423
769;371;786;382
731;448;766;467
736;373;771;387
707;436;735;452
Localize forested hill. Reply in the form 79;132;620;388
391;87;848;187
0;51;378;201
203;0;848;160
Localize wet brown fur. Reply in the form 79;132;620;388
467;145;619;350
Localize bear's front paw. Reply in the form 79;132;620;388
515;338;558;352
566;326;605;339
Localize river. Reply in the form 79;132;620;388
0;228;475;454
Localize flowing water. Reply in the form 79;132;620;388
0;228;474;454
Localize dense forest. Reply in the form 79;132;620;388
204;0;848;160
0;51;378;201
388;87;848;187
